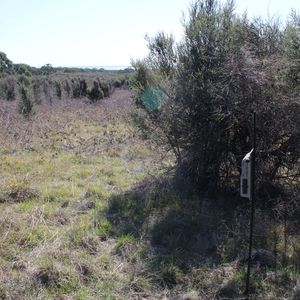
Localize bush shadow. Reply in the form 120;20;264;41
105;175;253;283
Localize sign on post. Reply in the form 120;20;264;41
240;149;253;199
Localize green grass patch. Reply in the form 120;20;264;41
95;219;112;240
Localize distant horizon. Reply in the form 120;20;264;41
57;65;132;70
11;60;133;70
2;52;132;70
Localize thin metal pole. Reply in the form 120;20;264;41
245;112;256;297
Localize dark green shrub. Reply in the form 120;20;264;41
79;79;87;96
113;80;121;88
88;81;104;102
72;78;87;98
18;86;35;116
54;81;62;99
99;80;110;97
72;79;81;98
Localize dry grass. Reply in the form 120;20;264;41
0;88;167;299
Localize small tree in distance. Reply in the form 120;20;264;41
88;81;104;102
18;86;35;117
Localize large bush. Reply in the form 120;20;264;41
131;0;300;200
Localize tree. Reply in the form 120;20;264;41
40;64;55;75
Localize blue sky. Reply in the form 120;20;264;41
0;0;299;67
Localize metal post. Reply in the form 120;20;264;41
245;112;256;297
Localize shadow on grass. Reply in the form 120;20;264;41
103;176;300;299
104;176;255;288
105;178;300;299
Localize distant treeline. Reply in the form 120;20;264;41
0;51;134;76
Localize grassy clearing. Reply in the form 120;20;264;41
0;89;165;299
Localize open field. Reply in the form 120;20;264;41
0;89;169;299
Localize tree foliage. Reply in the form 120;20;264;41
40;64;55;75
131;0;300;200
0;51;14;74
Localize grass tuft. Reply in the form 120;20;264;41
0;178;38;203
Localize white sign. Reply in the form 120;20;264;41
240;149;253;199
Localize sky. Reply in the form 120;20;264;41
0;0;299;68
